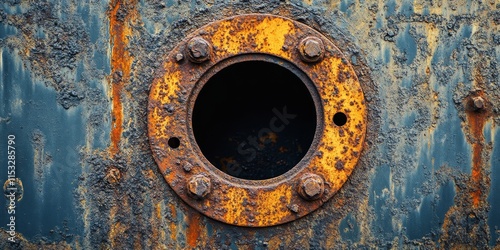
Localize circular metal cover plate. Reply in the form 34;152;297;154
148;14;366;227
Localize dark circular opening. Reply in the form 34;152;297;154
333;112;347;126
192;61;317;180
168;137;180;148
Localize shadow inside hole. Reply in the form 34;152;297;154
333;112;347;126
168;137;180;148
192;61;317;180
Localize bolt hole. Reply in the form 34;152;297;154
333;112;347;126
168;137;180;148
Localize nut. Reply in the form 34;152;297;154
298;37;324;63
472;96;484;110
298;174;324;200
187;175;211;199
186;37;211;63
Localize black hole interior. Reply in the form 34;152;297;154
333;112;347;126
168;137;180;148
192;61;317;180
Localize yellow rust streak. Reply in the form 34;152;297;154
109;198;130;249
221;187;248;224
221;184;292;226
150;201;166;249
255;184;292;224
149;68;182;142
314;56;366;191
210;16;295;57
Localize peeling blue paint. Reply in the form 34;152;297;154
339;0;354;17
0;49;85;242
405;179;455;240
385;0;396;17
0;25;17;39
488;128;500;246
396;24;416;65
339;212;360;243
369;163;393;236
400;0;413;18
432;25;473;67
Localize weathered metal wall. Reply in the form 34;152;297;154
1;0;499;249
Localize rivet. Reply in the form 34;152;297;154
472;96;484;110
183;162;193;172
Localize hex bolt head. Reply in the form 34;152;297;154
298;174;324;200
187;175;211;199
472;96;484;110
298;37;324;63
186;37;211;63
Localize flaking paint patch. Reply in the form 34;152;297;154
32;129;53;193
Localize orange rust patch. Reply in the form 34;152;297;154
108;0;137;156
465;93;489;208
186;211;202;247
168;203;178;242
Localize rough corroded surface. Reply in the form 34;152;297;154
0;0;499;249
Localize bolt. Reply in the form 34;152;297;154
472;96;484;110
175;53;184;62
298;174;324;200
183;162;193;172
299;37;324;63
187;175;211;199
288;204;299;213
186;37;211;63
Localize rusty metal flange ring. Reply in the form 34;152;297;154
148;14;366;227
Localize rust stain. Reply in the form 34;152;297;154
108;0;137;156
106;1;137;248
186;211;202;247
465;92;490;208
110;221;128;249
151;202;166;245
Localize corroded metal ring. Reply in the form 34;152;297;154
148;14;366;227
